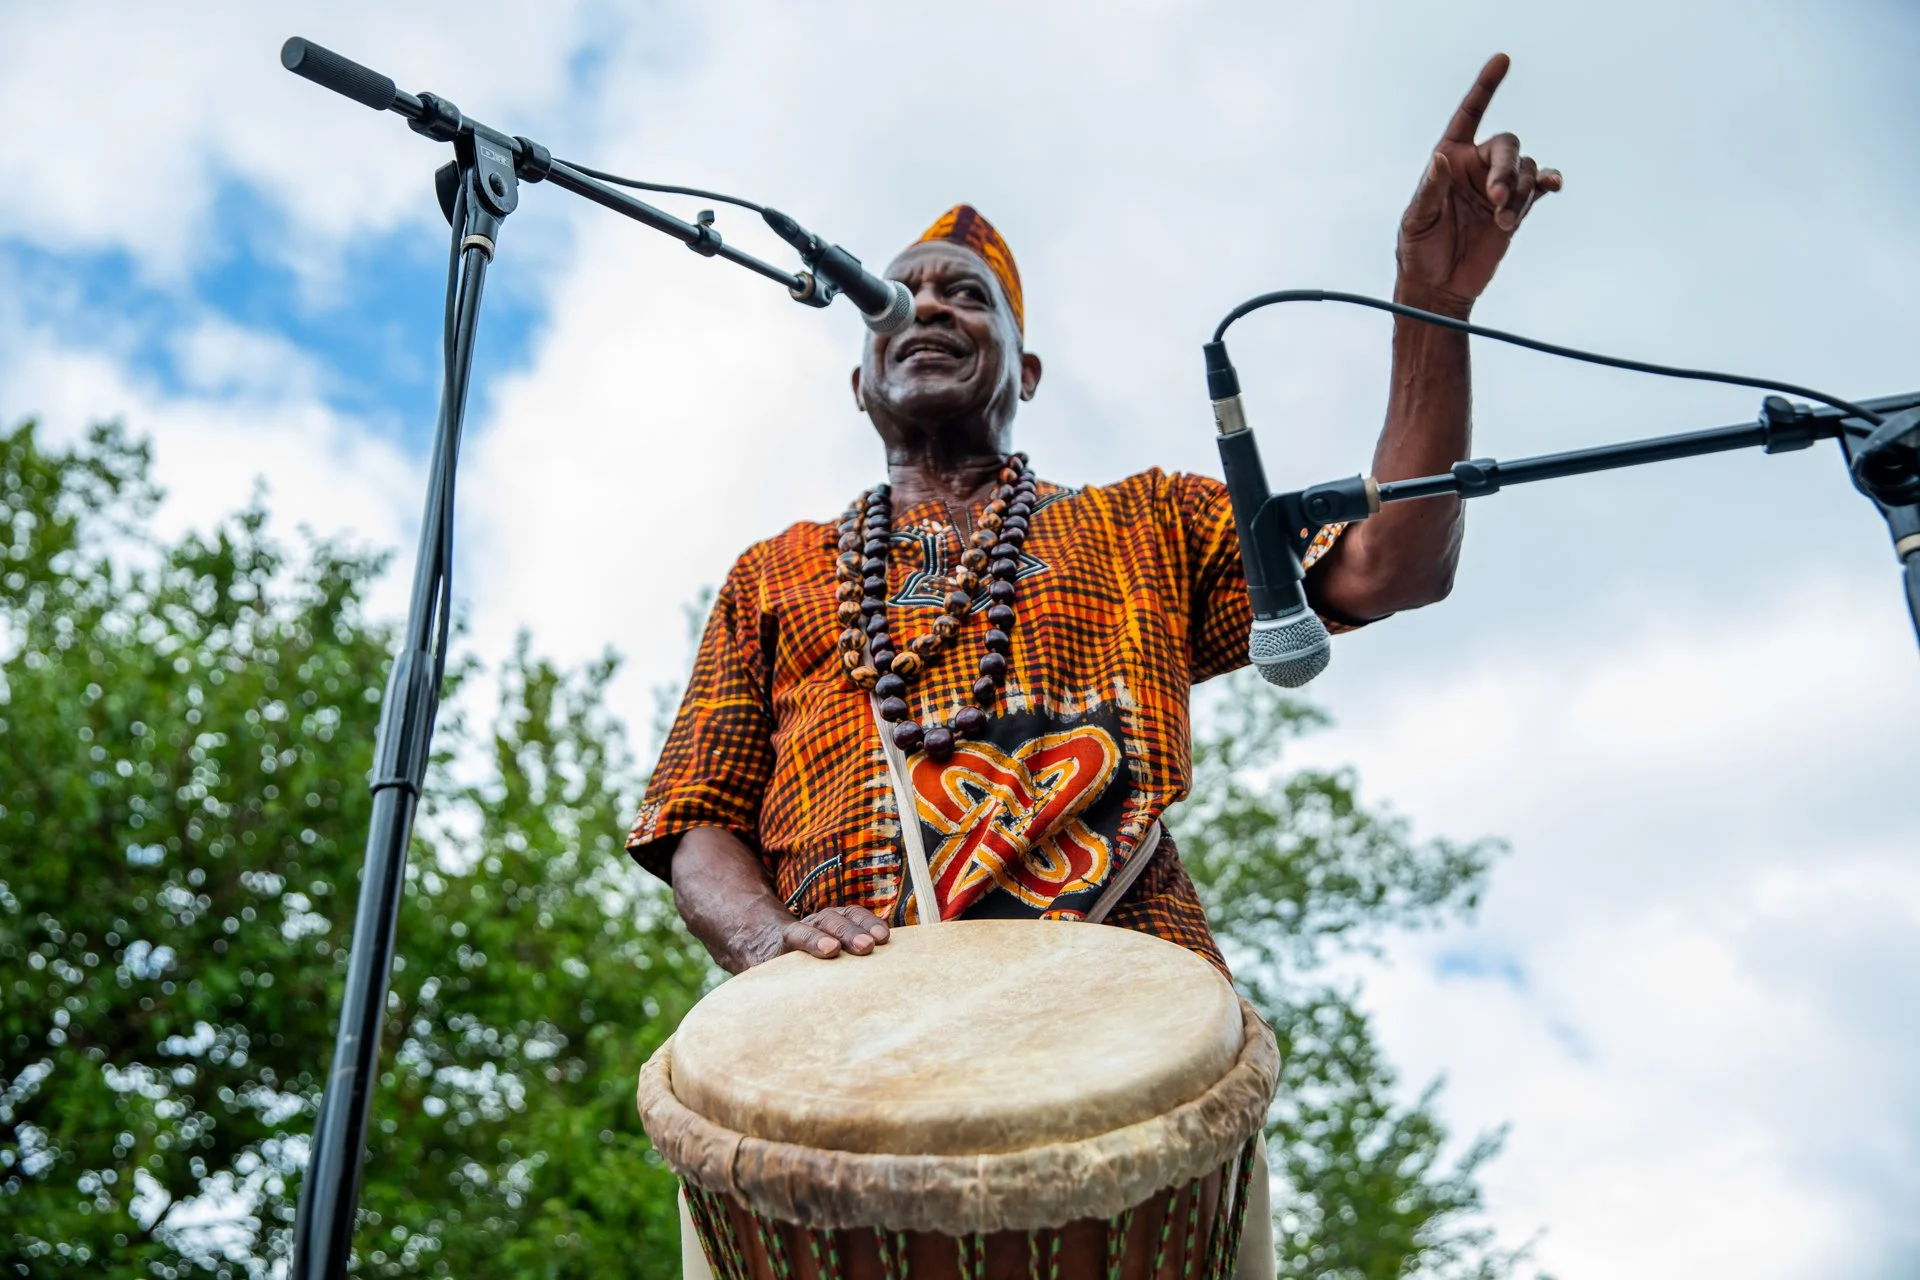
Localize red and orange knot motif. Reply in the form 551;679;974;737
908;723;1122;916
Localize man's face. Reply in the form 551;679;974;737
853;241;1030;439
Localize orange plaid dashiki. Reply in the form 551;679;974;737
627;469;1343;972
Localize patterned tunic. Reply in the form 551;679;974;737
627;469;1342;972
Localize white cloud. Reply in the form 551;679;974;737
0;286;420;601
3;2;1917;1277
0;1;620;282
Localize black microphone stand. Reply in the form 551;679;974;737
1281;391;1920;645
274;37;840;1280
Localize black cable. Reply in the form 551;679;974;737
555;161;766;215
430;182;468;697
1215;289;1886;427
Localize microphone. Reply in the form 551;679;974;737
1203;340;1332;688
762;208;914;335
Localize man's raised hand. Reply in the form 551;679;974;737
1396;53;1562;312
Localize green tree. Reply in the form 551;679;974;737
4;420;1541;1278
1176;683;1539;1279
0;422;708;1277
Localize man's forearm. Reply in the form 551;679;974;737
669;826;795;973
1310;281;1472;621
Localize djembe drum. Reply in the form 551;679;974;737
638;919;1278;1280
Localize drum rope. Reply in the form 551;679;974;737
1104;1207;1135;1280
959;1232;987;1280
1200;1165;1234;1280
1027;1227;1062;1280
753;1211;797;1280
808;1225;845;1280
877;1228;912;1280
1150;1186;1181;1279
1215;1138;1260;1280
687;1186;752;1280
1181;1178;1205;1279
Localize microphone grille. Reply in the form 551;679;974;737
1249;611;1332;688
865;279;915;336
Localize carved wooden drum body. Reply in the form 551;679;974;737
638;919;1278;1280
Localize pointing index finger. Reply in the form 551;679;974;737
1442;52;1511;145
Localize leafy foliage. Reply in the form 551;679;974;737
4;421;1539;1278
0;422;708;1277
1176;679;1538;1279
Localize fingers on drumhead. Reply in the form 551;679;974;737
788;920;841;957
845;906;890;941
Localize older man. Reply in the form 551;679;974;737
629;55;1557;976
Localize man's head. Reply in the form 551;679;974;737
852;206;1042;460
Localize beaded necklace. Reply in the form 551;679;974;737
834;454;1035;763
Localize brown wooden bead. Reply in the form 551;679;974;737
971;529;998;550
985;499;1008;516
892;720;924;753
850;664;880;689
944;591;971;615
836;581;859;602
923;726;955;761
961;547;988;571
838;533;861;552
931;614;960;639
984;628;1010;654
837;601;862;623
839;626;865;650
978;651;1008;680
874;673;906;701
909;634;942;656
837;551;862;572
948;567;979;592
837;564;860;584
979;511;1003;531
987;604;1015;630
998;467;1018;484
840;650;863;673
878;696;909;722
971;677;999;706
890;650;923;677
952;705;987;736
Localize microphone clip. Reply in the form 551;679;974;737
787;269;839;310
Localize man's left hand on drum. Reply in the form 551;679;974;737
668;827;890;972
782;906;892;962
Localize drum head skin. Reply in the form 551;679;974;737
668;919;1243;1157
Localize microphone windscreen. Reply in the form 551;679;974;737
1249;611;1332;688
864;280;915;335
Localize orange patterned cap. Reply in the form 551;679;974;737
913;205;1024;335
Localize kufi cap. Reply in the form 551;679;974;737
914;204;1024;335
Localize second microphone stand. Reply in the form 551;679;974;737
1273;394;1920;646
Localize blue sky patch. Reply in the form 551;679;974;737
1436;947;1528;990
3;172;547;454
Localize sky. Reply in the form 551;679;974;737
4;2;1918;1276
